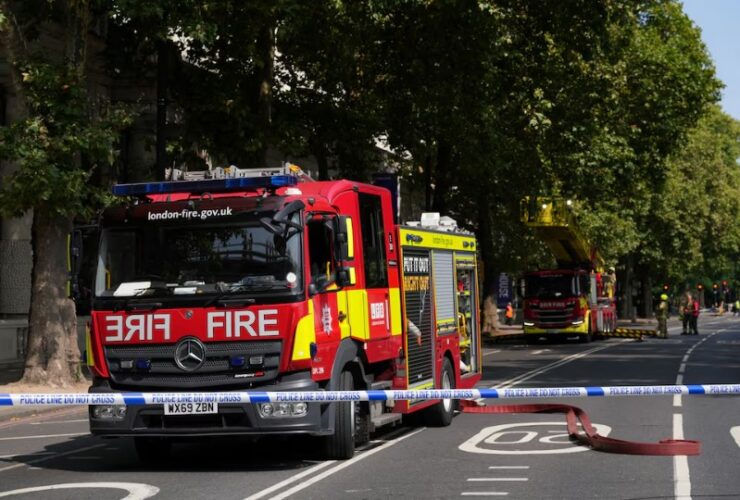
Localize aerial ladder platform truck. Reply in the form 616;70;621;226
85;165;482;460
520;197;617;342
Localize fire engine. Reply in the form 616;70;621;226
519;197;617;342
85;164;482;460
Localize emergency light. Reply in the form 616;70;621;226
112;175;298;196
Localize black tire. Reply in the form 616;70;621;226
322;370;355;459
424;358;455;427
133;437;171;464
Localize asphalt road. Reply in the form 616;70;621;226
1;315;739;499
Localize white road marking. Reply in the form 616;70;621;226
0;482;159;499
731;427;740;448
675;374;683;385
678;363;686;374
0;432;87;441
495;341;626;389
254;428;426;500
673;414;691;500
483;350;501;357
467;478;528;482
242;460;337;500
0;452;53;459
0;444;104;473
488;466;529;470
673;394;682;407
461;493;509;497
29;419;88;425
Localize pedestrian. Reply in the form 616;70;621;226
735;299;740;317
690;295;700;335
680;291;692;335
655;293;669;338
505;302;514;326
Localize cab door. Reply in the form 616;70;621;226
358;192;391;340
306;214;342;344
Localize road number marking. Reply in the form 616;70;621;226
731;426;740;448
459;422;612;455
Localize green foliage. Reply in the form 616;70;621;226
1;0;733;296
0;61;132;218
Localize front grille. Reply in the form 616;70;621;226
105;341;282;389
531;303;576;326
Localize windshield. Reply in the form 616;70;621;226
523;274;576;299
95;217;302;298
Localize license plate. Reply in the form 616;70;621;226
164;402;218;415
546;329;559;334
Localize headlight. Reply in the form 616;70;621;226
91;405;127;420
258;402;309;418
523;321;535;326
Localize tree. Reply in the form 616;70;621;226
0;1;131;385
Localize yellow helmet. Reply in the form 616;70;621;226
660;293;668;301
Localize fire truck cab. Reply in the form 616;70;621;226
86;165;482;460
520;197;617;342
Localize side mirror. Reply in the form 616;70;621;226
336;268;351;287
308;282;318;297
335;215;350;261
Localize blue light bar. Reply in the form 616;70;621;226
112;175;298;196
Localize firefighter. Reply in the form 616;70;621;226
655;293;669;338
505;302;514;325
680;291;692;335
689;295;700;335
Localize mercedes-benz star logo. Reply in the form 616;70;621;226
174;337;206;372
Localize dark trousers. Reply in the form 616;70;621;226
689;315;698;335
682;315;690;333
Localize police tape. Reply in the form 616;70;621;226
2;383;740;407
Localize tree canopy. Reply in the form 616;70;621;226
1;0;738;382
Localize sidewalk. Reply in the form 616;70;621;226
0;380;90;423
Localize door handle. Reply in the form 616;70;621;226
338;311;347;322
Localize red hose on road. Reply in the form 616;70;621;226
460;400;700;456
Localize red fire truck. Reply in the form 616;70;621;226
519;197;617;342
86;165;482;460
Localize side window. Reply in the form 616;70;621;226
359;193;388;288
307;217;335;287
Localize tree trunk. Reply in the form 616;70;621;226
431;140;452;214
477;190;498;333
155;39;169;180
424;152;433;211
22;208;81;386
641;265;653;319
254;24;275;168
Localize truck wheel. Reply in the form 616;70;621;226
134;437;171;463
322;370;355;460
424;358;455;427
580;323;593;343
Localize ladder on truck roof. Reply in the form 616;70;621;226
112;163;312;197
520;196;603;270
165;163;313;182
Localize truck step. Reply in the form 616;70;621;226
370;412;402;429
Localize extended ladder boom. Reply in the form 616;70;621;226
520;196;603;270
